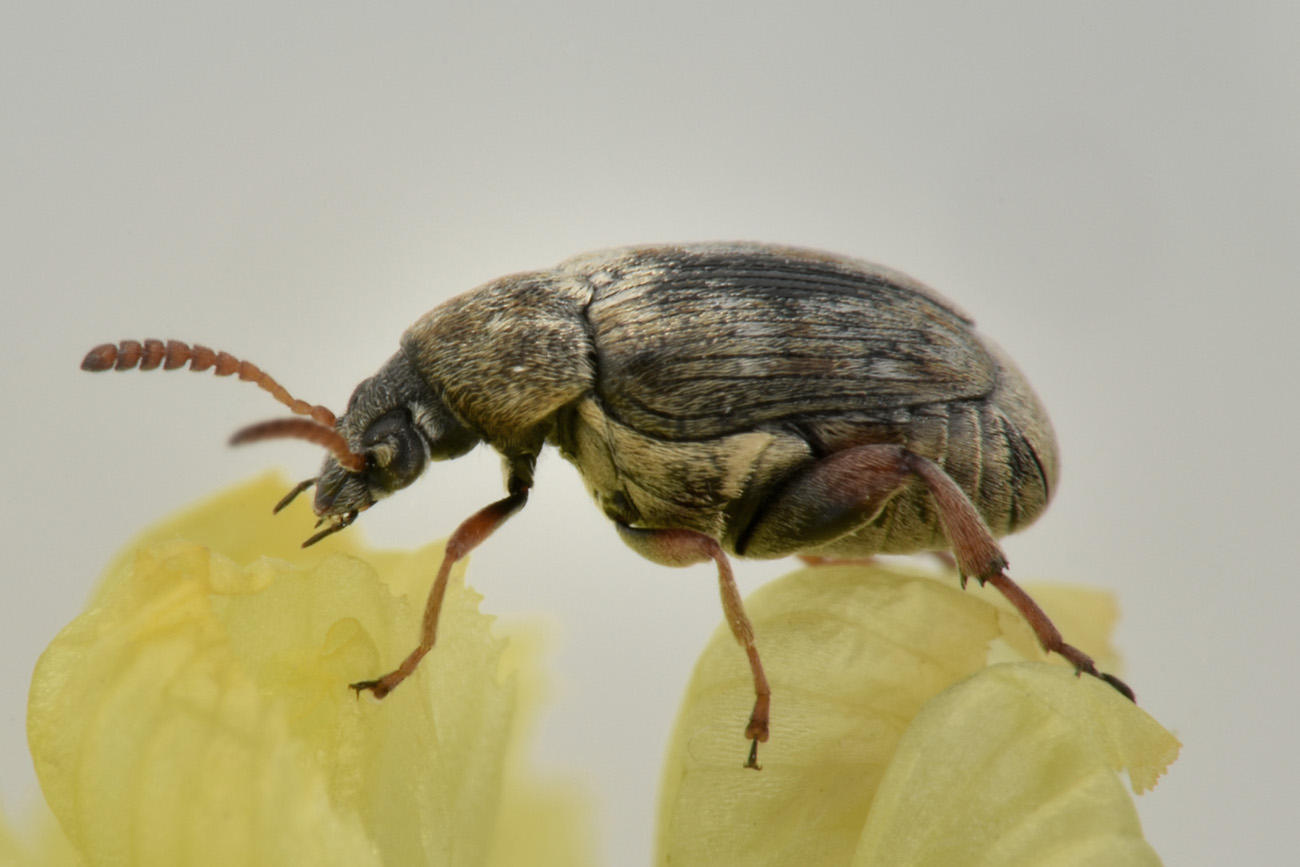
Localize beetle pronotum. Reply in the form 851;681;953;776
83;243;1133;769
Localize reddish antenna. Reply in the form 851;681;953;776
230;417;365;473
82;339;365;472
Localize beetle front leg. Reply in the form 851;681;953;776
351;482;530;699
614;523;772;770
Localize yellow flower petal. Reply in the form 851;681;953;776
657;564;1003;865
27;474;590;867
854;665;1177;866
656;563;1178;866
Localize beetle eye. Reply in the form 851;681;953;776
362;408;428;493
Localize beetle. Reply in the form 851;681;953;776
82;242;1133;769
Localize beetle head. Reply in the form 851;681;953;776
232;351;479;546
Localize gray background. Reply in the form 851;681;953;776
3;2;1297;863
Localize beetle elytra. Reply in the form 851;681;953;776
83;242;1133;769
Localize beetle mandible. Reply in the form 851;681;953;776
82;242;1134;769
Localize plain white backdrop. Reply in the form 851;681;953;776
3;2;1297;863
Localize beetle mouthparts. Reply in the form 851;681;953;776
274;477;316;513
302;510;358;548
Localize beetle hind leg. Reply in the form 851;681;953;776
903;452;1135;701
739;443;1135;702
615;523;772;770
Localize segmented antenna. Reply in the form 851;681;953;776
82;339;368;472
230;418;366;473
81;340;338;427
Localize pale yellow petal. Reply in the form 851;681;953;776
29;541;385;866
656;563;1177;867
852;664;1180;866
657;564;1003;866
28;473;591;867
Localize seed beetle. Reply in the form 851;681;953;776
83;243;1133;769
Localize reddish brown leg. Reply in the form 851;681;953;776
982;572;1135;700
903;453;1135;701
743;443;1133;701
351;485;530;698
615;524;772;770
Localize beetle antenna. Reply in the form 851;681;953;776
230;418;366;473
81;340;339;427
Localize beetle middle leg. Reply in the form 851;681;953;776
351;483;530;699
738;444;1135;701
614;523;772;770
